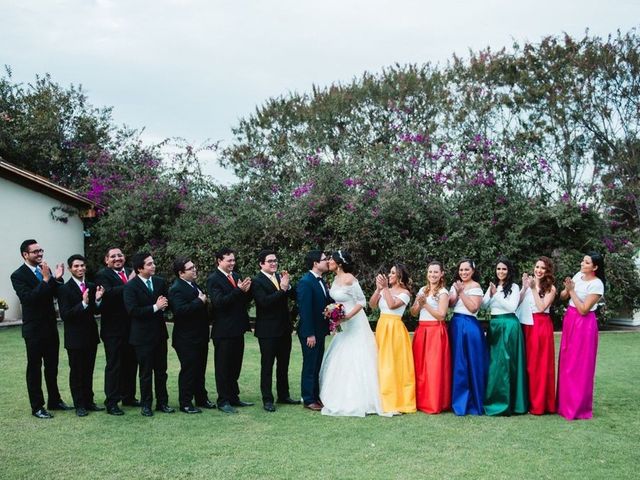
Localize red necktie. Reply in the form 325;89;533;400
227;274;237;288
118;271;127;283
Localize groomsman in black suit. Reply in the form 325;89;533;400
168;257;216;414
207;247;253;414
95;247;139;415
251;250;299;412
10;239;73;418
57;254;105;417
123;252;174;416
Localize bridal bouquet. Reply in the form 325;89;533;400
324;303;345;334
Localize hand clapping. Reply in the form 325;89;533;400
238;277;251;292
563;277;575;292
280;271;290;290
375;274;387;290
155;295;169;311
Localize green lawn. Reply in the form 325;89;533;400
0;326;638;479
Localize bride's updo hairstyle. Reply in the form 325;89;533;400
331;250;355;273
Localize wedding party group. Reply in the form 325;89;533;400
303;250;604;422
10;238;605;422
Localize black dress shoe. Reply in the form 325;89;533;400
230;400;254;407
155;404;175;413
48;401;73;411
196;400;217;409
106;405;125;416
180;405;202;414
277;397;301;405
76;407;88;417
122;399;141;407
88;403;105;412
32;408;53;419
141;406;154;417
219;403;238;414
263;402;276;412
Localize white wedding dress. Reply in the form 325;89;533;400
319;280;389;417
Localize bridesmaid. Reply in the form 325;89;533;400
518;256;557;415
369;263;416;414
409;261;451;414
482;257;527;416
448;258;488;416
557;252;605;420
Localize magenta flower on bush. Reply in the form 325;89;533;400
343;178;357;187
469;172;495;187
306;155;320;166
603;237;616;253
537;157;551;174
292;181;315;198
86;177;108;203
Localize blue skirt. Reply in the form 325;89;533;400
449;313;489;415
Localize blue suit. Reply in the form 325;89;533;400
296;271;332;404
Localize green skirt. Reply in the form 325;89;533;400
484;313;528;415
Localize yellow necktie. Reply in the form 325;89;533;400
270;275;280;290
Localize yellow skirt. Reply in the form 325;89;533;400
375;313;417;413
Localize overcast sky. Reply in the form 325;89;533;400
2;1;639;183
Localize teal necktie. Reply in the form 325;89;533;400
146;279;153;292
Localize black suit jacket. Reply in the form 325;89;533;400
251;272;294;338
168;279;210;346
206;270;250;339
123;276;169;346
95;267;132;338
10;264;62;341
58;279;100;350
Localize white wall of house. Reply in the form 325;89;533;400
0;176;86;321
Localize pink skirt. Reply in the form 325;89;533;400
556;306;599;420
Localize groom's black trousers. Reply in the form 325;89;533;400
299;335;325;405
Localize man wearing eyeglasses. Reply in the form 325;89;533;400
10;239;72;418
168;257;216;414
251;250;298;412
296;250;332;411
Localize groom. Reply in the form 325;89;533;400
297;250;332;411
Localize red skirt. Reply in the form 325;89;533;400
523;313;556;414
412;321;451;414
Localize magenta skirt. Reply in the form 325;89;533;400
556;306;599;420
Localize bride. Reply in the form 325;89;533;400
319;250;388;417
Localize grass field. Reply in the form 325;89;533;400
0;325;638;479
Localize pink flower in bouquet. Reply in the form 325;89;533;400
324;303;345;334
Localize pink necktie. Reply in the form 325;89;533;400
80;282;87;294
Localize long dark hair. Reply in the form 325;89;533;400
453;258;481;283
393;262;412;293
536;256;555;298
586;251;606;288
493;256;515;298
